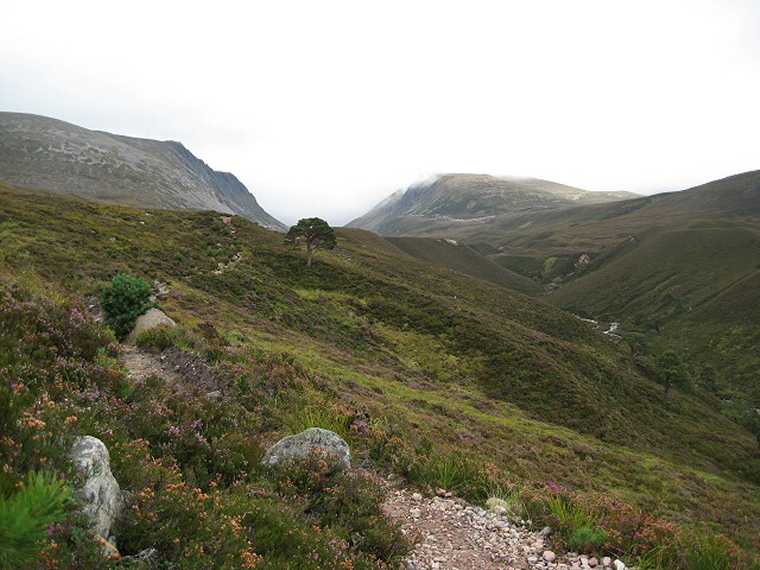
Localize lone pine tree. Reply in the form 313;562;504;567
285;217;337;267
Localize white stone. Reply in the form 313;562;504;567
543;550;557;562
613;560;626;570
69;436;124;539
261;427;350;471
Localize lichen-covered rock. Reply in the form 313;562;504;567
126;308;176;344
69;435;124;539
262;427;350;472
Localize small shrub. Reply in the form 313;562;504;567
100;272;153;340
567;526;608;553
270;454;409;564
546;493;599;534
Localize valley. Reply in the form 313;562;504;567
1;181;758;568
1;114;758;568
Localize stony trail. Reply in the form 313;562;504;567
384;486;630;570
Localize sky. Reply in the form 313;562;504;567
1;0;759;226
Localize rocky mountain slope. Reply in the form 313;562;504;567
0;112;285;230
347;173;637;239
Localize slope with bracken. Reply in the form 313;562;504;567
1;181;758;561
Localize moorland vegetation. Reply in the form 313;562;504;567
0;182;758;568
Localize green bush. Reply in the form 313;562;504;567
100;272;153;340
0;471;71;569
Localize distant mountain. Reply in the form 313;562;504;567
347;173;638;239
0;112;286;230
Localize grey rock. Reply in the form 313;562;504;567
126;308;176;344
262;427;350;472
69;436;124;539
540;525;553;537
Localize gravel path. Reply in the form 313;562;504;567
384;487;630;570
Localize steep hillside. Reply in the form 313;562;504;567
485;172;760;403
0;112;286;230
386;236;542;295
1;182;759;566
347;173;637;240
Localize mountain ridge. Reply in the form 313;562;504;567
0;112;286;230
347;173;639;237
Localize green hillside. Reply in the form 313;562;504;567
386;236;542;295
485;173;760;407
548;225;760;399
1;182;759;567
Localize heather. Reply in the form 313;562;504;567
0;279;408;568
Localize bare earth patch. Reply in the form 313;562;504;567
119;346;223;394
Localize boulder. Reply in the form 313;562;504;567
126;308;176;344
69;436;124;540
262;427;350;472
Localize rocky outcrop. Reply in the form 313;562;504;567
68;436;124;540
262;427;351;472
126;308;176;344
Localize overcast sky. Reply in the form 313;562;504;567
2;1;759;225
